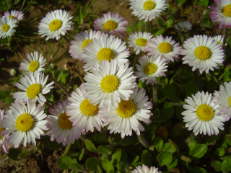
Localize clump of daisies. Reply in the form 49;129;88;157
38;9;73;40
210;0;231;28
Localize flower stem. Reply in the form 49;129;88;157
61;144;72;157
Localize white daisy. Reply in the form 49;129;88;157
19;51;46;73
84;61;136;108
13;72;54;104
214;82;231;121
213;35;224;46
129;0;168;22
182;91;226;136
47;100;82;145
69;30;103;60
67;84;106;132
182;35;224;74
210;0;231;28
0;16;17;39
132;165;161;173
3;101;48;147
94;12;128;37
0;110;10;153
136;55;167;84
38;9;72;40
104;88;152;138
146;35;182;62
82;34;130;71
4;10;24;21
128;32;153;55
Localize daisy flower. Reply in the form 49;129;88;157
67;84;106;132
69;30;103;60
0;16;17;39
4;10;24;21
47;100;82;145
146;35;182;62
19;51;46;73
13;72;54;104
82;34;130;71
132;165;161;173
38;9;72;40
182;91;226;136
182;35;224;74
0;110;10;153
3;101;48;147
84;61;136;108
104;88;152;138
129;0;168;22
94;12;128;37
136;55;167;84
128;32;153;55
214;82;231;121
210;0;231;28
213;35;224;46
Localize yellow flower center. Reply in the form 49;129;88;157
227;96;231;107
143;1;156;11
196;104;215;121
1;24;10;32
80;99;99;116
100;75;120;93
48;19;63;32
81;39;93;49
135;38;147;47
102;20;118;31
157;42;173;54
116;100;137;118
9;15;16;19
15;113;34;132
222;4;231;17
96;48;115;61
144;63;158;75
194;46;212;60
58;113;73;129
0;127;4;134
26;83;42;99
28;61;40;72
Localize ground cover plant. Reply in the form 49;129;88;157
0;0;231;172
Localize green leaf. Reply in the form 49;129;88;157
221;156;231;172
112;149;122;163
58;156;82;170
187;138;208;159
176;0;186;6
162;141;177;153
211;160;222;172
141;150;152;165
85;157;99;171
84;139;97;152
101;157;114;173
57;70;69;84
157;152;173;166
197;0;209;7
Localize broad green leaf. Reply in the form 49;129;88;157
85;157;99;171
157;152;173;166
221;156;231;172
84;139;97;152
